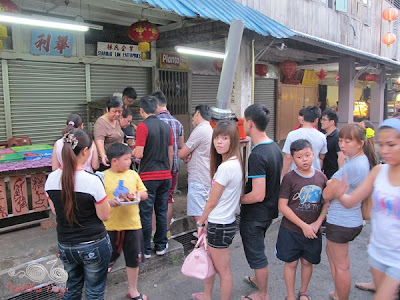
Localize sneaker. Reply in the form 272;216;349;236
144;253;151;259
156;243;169;256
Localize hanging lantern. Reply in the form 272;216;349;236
335;73;340;82
128;20;159;61
213;59;223;73
255;63;269;77
396;78;400;85
316;69;327;80
382;7;399;25
279;60;297;79
382;32;396;47
0;0;19;51
366;74;379;82
358;73;369;81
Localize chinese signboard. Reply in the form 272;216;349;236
159;53;189;70
97;42;142;60
302;70;319;86
31;30;74;56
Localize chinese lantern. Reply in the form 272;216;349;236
255;63;269;77
316;69;327;80
213;59;223;72
396;78;400;85
0;0;20;51
366;74;379;82
382;32;396;47
128;20;159;61
382;7;399;26
279;60;297;79
358;73;369;81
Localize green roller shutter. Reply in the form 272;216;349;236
254;79;276;140
0;64;5;144
8;60;86;145
191;74;220;114
90;65;151;124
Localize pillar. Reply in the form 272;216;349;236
370;65;385;128
338;58;355;128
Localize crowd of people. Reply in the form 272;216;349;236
44;87;399;300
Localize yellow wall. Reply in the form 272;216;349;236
326;86;363;108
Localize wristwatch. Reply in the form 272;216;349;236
196;221;205;228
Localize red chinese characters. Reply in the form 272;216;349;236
10;176;28;216
31;174;48;212
35;34;51;53
0;178;8;219
54;35;70;55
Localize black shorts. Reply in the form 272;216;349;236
325;223;363;244
108;229;145;268
275;226;322;264
207;221;236;249
240;219;272;269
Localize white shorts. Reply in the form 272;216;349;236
187;181;210;217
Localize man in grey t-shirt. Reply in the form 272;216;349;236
178;105;213;223
282;106;327;179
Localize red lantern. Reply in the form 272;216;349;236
316;69;327;80
358;73;369;81
213;59;223;72
396;78;400;85
382;7;399;24
382;32;396;47
366;74;379;82
128;20;159;61
279;60;297;79
255;63;269;77
0;0;20;13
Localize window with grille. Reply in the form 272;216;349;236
388;0;400;9
158;70;189;115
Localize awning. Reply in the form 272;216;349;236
132;0;295;39
292;31;400;69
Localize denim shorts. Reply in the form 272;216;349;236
207;221;236;249
369;255;400;281
240;219;272;269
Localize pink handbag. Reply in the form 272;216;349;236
181;233;216;280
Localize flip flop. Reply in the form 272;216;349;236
329;291;339;300
243;276;258;289
239;296;253;300
126;292;148;300
298;290;311;300
191;292;203;300
355;282;376;292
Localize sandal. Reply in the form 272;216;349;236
191;292;203;300
243;276;258;289
126;292;148;300
298;290;311;300
329;291;339;300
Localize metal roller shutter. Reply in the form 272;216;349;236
191;75;220;114
254;79;276;140
8;60;86;144
0;64;5;144
90;65;151;123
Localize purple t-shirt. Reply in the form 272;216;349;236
279;169;327;235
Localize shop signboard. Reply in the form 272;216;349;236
302;70;319;86
159;53;189;70
97;42;142;60
31;30;74;56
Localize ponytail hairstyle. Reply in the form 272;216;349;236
339;123;378;170
61;129;92;225
62;113;83;135
210;120;242;179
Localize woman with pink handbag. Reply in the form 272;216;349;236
190;120;243;300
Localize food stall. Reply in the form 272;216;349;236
0;145;52;230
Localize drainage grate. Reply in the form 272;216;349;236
173;215;241;255
7;284;66;300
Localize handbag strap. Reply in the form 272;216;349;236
195;232;207;250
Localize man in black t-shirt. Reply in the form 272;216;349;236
239;104;283;300
320;109;345;179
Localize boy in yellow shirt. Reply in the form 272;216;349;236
104;143;148;300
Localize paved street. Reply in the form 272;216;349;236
105;220;375;300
